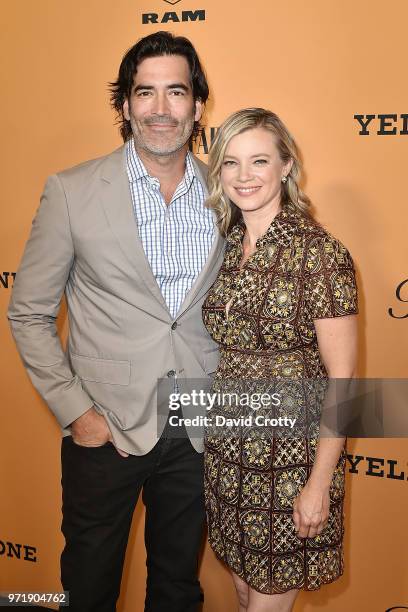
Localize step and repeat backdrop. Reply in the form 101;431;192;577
1;1;407;611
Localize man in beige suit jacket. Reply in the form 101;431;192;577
8;32;223;612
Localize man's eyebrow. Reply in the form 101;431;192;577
167;83;189;91
133;83;190;93
133;84;154;93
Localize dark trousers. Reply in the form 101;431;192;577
60;431;205;612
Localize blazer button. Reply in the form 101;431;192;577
171;322;178;330
167;370;176;378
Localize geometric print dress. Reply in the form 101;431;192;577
202;206;358;593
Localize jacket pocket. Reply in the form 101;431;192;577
203;348;220;374
70;353;130;386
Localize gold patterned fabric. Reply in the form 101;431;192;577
202;207;358;594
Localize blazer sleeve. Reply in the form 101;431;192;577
7;174;94;428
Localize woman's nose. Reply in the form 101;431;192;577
236;164;252;182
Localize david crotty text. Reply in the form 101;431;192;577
168;415;297;429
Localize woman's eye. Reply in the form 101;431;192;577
254;159;268;165
223;160;236;166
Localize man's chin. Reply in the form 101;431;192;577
139;141;189;157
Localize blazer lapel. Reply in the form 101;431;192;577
99;145;171;316
177;155;225;317
177;231;224;317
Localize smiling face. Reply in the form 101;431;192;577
221;127;293;218
123;54;203;157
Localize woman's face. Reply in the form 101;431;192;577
220;127;292;216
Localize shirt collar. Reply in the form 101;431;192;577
183;151;196;190
126;138;149;182
126;137;196;189
226;206;306;248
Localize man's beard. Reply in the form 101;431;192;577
130;114;195;157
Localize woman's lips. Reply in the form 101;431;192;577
234;186;261;196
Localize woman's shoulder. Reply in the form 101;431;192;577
288;210;356;270
295;212;347;250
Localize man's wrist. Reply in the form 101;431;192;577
69;404;96;428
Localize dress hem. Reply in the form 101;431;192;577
210;545;345;595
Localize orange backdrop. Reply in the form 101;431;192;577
1;1;407;611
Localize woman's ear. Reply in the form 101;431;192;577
284;158;294;177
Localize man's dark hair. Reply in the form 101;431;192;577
109;31;209;142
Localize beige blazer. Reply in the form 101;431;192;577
8;145;224;454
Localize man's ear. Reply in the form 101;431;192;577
194;99;204;122
123;98;130;122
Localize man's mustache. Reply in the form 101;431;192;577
143;115;179;126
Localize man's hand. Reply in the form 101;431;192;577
71;406;129;457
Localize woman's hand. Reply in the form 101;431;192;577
293;482;330;539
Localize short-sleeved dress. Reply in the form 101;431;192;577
202;206;358;594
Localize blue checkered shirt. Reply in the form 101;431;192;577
126;138;215;319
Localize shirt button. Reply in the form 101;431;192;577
171;322;178;330
167;370;176;378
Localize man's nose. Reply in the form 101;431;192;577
152;92;170;115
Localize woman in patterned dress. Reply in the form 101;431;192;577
202;108;358;611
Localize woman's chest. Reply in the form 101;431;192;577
205;237;306;316
202;238;316;351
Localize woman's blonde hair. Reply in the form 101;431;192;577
207;107;312;236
